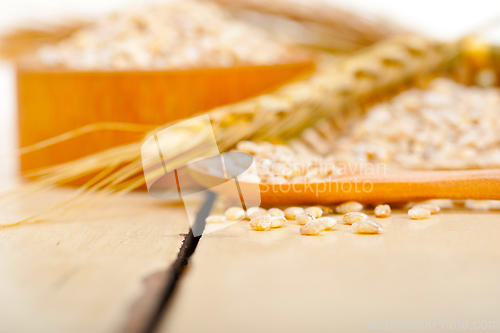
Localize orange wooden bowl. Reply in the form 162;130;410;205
17;61;314;173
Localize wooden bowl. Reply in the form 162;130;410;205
17;61;314;173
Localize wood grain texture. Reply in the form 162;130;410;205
0;189;200;333
159;206;500;333
17;62;314;173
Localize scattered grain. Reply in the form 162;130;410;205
268;208;285;217
342;212;368;225
304;206;323;218
315;217;337;230
408;207;431;219
296;213;315;225
300;221;326;235
270;216;287;228
374;204;391;218
284;207;305;220
336;201;363;214
352;220;383;234
413;203;440;214
245;207;267;219
249;215;272;231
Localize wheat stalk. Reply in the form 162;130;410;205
0;35;461;227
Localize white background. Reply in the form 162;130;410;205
2;0;500;39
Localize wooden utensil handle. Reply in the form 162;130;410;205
259;169;500;205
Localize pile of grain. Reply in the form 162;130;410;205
34;0;306;71
234;78;500;185
329;78;500;169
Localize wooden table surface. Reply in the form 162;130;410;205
0;186;202;333
1;182;500;333
160;205;500;333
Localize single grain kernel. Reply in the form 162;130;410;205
205;215;226;224
300;221;326;235
342;212;368;225
408;207;431;219
374;204;391;218
336;201;363;214
315;217;337;230
296;213;315;225
305;206;323;218
465;200;491;210
413;203;440;214
284;207;305;220
249;215;272;231
268;208;285;217
246;207;267;219
352;220;383;234
224;207;246;221
317;205;334;215
270;216;287;228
